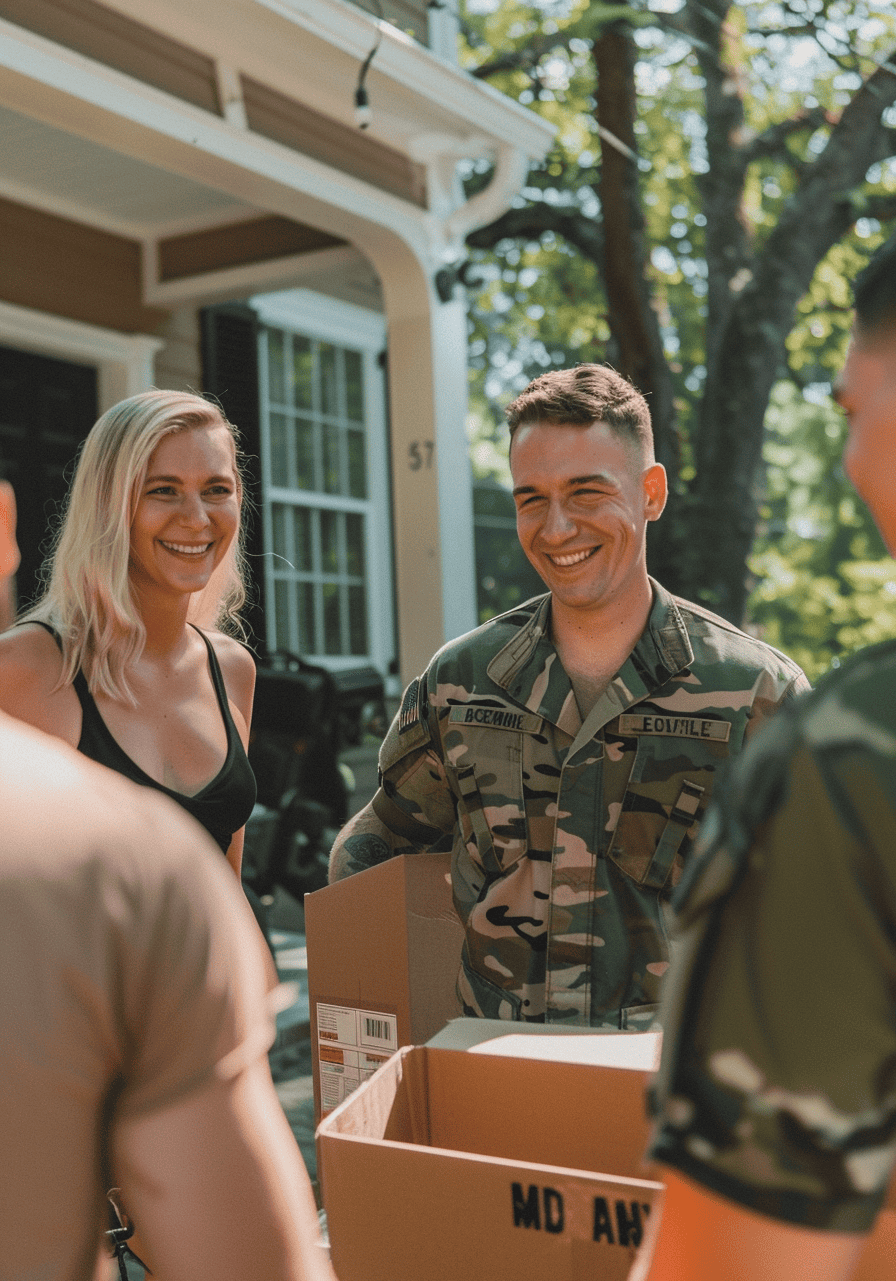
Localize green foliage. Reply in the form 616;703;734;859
472;480;545;622
462;0;896;655
748;381;895;681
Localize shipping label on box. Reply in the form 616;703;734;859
316;1001;397;1114
305;853;464;1123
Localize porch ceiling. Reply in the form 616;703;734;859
0;103;257;238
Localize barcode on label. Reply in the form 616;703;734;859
358;1010;398;1050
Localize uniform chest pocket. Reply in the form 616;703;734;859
446;743;527;878
607;733;728;890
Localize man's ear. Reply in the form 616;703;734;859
0;481;21;580
644;463;668;521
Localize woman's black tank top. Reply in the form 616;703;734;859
33;622;256;854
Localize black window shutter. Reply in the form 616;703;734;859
0;345;98;613
200;303;266;649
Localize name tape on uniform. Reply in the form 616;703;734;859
449;704;543;733
618;713;731;742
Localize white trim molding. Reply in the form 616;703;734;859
0;300;163;410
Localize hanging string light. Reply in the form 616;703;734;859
354;0;383;128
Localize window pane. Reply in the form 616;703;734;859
347;428;366;499
345;349;364;422
348;584;368;656
345;513;365;578
292;506;313;573
322;423;342;495
271;503;289;560
294;417;315;490
293;336;313;410
323;582;341;655
267;329;285;404
269;413;289;485
320;509;339;574
274;578;292;652
298;581;317;654
319;343;339;417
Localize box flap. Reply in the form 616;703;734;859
403;854;464;1040
305;858;411;1008
427;1017;618;1051
468;1032;661;1071
421;1047;655;1177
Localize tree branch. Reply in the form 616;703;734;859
465;201;604;264
742;106;838;165
469;34;563;80
856;191;896;224
754;48;896;302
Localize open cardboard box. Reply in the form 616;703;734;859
305;852;464;1121
318;1031;663;1281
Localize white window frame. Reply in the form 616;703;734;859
251;288;394;679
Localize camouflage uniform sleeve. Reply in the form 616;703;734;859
743;664;811;743
369;673;457;846
648;706;896;1233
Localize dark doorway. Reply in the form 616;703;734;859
0;346;98;613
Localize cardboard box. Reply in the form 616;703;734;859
305;853;464;1120
317;1033;663;1281
427;1016;636;1051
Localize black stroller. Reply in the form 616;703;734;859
242;651;386;906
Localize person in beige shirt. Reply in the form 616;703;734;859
0;478;333;1281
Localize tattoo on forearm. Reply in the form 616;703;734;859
342;832;391;874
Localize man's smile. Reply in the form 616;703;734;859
546;546;599;567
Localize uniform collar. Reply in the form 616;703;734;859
487;579;695;736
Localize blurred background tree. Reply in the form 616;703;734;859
459;0;896;677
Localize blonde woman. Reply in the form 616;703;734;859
0;389;256;877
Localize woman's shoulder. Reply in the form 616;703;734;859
0;622;65;682
0;623;80;739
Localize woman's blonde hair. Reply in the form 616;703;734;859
21;389;248;702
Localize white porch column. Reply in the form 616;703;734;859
384;288;477;683
0;19;550;684
362;221;477;683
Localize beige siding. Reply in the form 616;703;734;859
242;78;428;208
152;308;203;393
159;217;345;282
0;196;168;333
0;0;221;113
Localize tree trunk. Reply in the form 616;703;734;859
686;14;896;622
593;16;683;589
464;6;896;622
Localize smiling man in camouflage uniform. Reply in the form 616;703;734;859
329;364;808;1027
640;237;896;1278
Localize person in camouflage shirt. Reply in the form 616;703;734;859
640;239;896;1278
330;364;807;1027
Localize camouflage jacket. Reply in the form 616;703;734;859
649;639;896;1232
372;580;808;1027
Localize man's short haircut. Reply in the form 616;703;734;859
853;234;896;337
505;364;654;459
